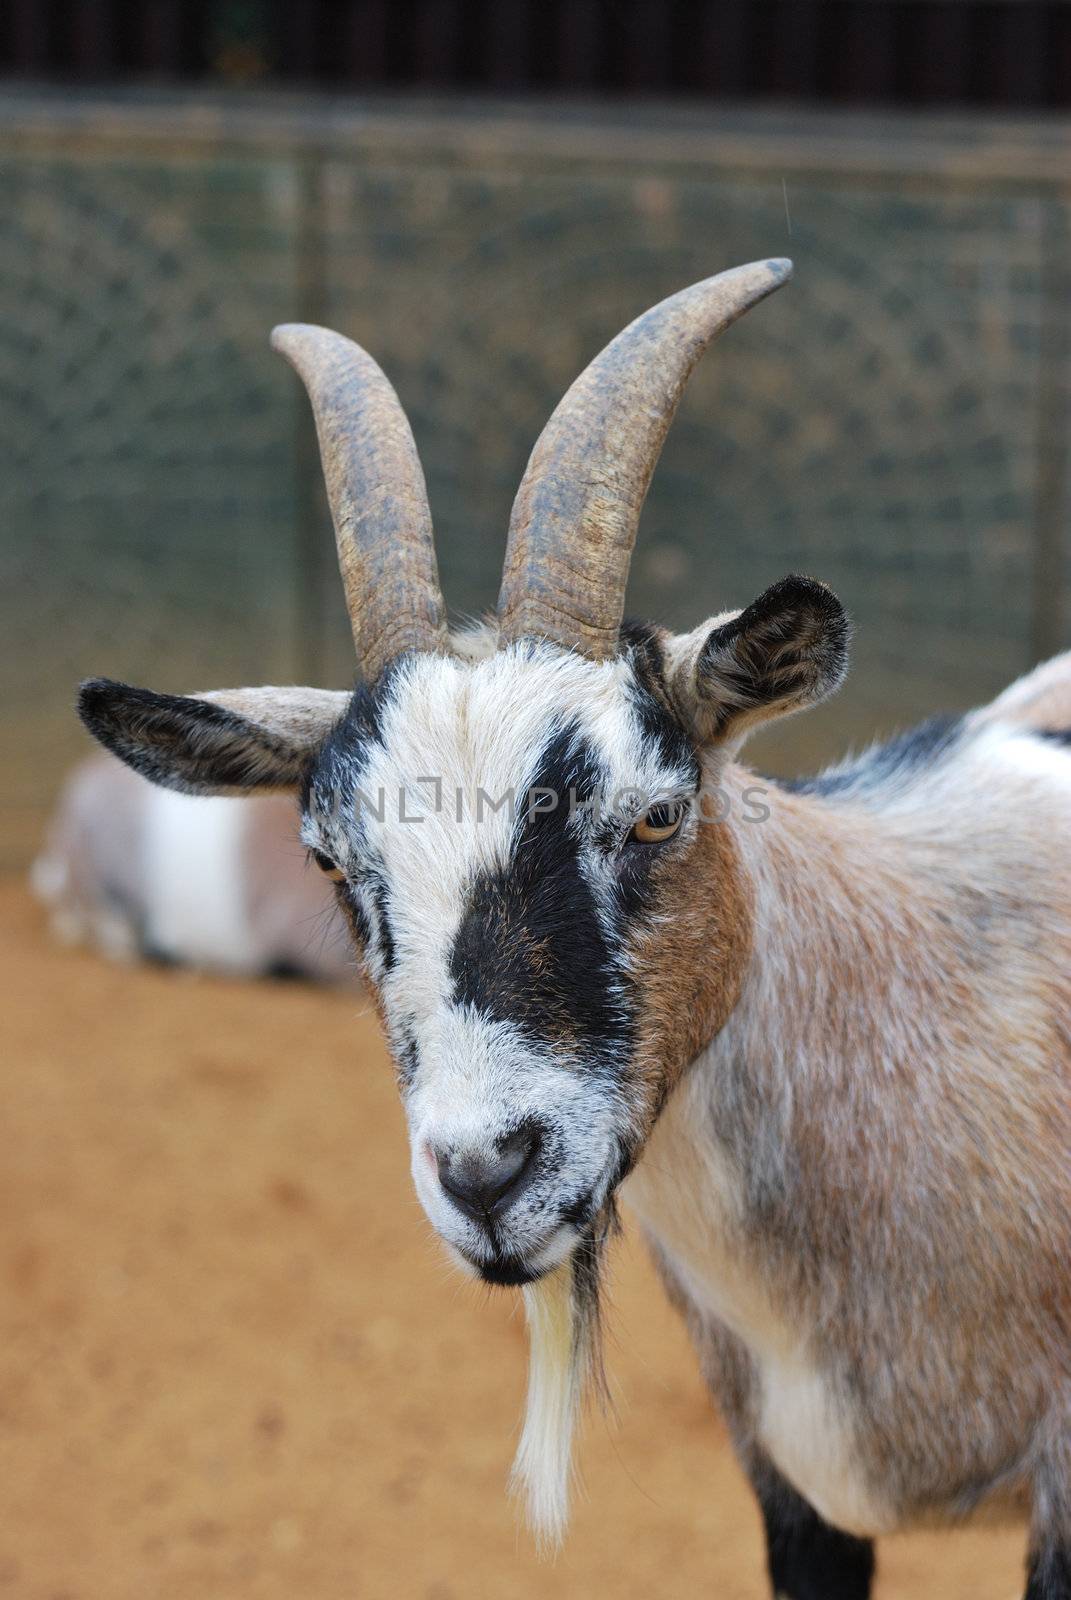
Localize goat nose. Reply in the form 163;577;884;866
435;1125;541;1222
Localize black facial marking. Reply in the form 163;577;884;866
475;1254;543;1287
612;623;700;925
394;1020;420;1089
336;882;372;949
619;617;662;663
301;679;384;813
303;676;404;973
628;678;696;778
367;870;396;974
1039;727;1071;749
619;617;667;705
448;722;631;1066
778;712;965;800
558;1179;596;1229
612;810;691;925
754;1459;876;1600
621;617;699;778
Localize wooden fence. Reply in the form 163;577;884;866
3;2;1071;109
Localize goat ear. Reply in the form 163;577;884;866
77;680;350;796
670;576;850;748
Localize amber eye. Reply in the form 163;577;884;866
312;850;345;883
630;800;686;844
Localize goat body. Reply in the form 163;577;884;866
628;661;1071;1543
33;752;353;983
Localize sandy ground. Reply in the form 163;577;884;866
0;879;1030;1600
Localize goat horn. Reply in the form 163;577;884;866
272;324;448;684
497;260;793;659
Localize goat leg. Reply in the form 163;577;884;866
752;1459;875;1600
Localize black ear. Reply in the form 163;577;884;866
693;576;850;745
77;680;349;796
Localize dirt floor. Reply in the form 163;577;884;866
0;879;1031;1600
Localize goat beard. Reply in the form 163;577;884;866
509;1199;618;1550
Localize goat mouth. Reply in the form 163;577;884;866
458;1219;580;1288
474;1254;545;1288
450;1181;610;1288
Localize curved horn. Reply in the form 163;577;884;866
271;324;448;684
497;259;793;658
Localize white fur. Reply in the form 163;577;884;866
144;787;256;972
758;1358;897;1537
511;1264;580;1549
990;723;1071;792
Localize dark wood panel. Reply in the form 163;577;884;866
2;2;1069;109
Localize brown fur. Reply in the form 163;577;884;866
625;722;1071;1546
626;790;753;1128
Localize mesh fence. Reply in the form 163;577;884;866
2;92;1069;866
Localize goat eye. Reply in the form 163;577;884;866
312;850;346;883
630;800;686;844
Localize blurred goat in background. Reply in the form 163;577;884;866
32;752;353;984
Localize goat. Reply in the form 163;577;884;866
77;259;1071;1600
33;751;353;982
